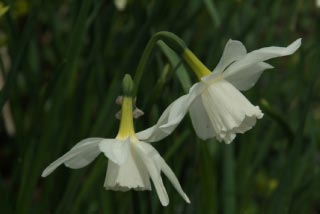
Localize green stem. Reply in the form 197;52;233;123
260;99;294;142
182;49;211;80
132;31;186;97
223;144;236;214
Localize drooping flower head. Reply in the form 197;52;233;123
42;74;190;206
137;38;301;144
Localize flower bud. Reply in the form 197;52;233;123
122;74;134;97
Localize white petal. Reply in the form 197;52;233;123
136;95;189;142
104;141;151;191
99;138;130;165
224;62;273;91
133;142;169;206
41;138;103;177
134;142;190;205
135;126;157;142
157;157;190;204
136;83;205;142
224;39;301;78
189;96;216;140
201;80;263;143
212;39;247;75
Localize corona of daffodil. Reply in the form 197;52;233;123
137;39;301;143
42;75;190;206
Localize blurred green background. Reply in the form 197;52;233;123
0;0;319;213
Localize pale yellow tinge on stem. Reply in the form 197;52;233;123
116;96;135;139
182;49;211;80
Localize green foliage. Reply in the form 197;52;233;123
0;0;319;213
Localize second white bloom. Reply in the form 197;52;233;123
137;39;301;143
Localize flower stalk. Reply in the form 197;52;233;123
182;49;211;80
133;31;187;96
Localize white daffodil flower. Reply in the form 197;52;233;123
42;75;190;206
137;39;301;144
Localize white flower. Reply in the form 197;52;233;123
137;39;301;144
41;137;190;206
42;75;190;206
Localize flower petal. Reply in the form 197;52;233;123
41;138;103;177
134;142;190;205
133;142;169;206
99;138;130;165
211;39;247;75
104;141;151;191
201;80;263;143
225;62;273;91
136;95;189;142
224;39;301;78
189;96;216;140
136;83;204;142
157;157;190;204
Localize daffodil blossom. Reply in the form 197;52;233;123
42;75;190;206
137;39;301;144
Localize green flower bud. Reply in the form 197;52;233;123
122;74;134;97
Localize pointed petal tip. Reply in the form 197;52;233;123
263;63;274;69
41;169;50;177
296;38;302;44
294;38;302;45
289;38;302;52
184;194;191;203
41;163;60;177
